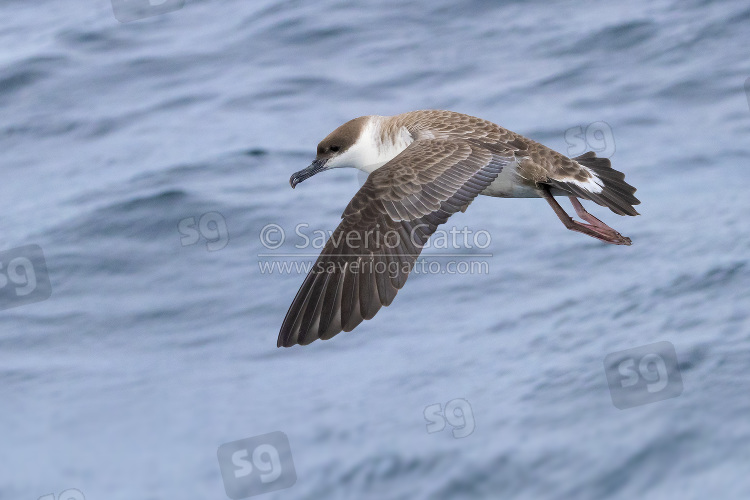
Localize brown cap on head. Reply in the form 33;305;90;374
316;116;368;158
290;116;369;188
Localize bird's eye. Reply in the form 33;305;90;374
330;145;340;152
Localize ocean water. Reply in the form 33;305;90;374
2;0;750;499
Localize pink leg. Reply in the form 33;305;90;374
539;188;632;245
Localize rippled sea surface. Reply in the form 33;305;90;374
3;0;750;499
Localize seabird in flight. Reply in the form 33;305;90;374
278;110;639;347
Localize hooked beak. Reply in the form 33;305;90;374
290;158;329;189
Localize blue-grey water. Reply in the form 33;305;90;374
2;0;750;499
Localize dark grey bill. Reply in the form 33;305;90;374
290;159;328;188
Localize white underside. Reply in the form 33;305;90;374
480;160;540;198
480;159;603;199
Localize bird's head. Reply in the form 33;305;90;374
290;116;374;188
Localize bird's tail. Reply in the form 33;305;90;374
553;152;640;216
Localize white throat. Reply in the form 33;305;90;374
328;116;414;174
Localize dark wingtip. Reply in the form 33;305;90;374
277;330;294;347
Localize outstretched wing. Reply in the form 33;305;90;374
277;139;513;347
